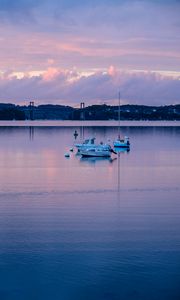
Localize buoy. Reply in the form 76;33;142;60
64;152;70;158
74;130;78;139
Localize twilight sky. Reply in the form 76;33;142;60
0;0;180;106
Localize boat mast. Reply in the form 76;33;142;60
118;91;121;139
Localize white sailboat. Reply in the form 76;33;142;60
75;137;111;153
113;92;130;148
81;148;111;157
81;146;116;157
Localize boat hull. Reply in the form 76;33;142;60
76;144;111;153
81;150;111;157
114;144;130;148
113;139;130;148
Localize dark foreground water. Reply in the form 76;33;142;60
0;124;180;300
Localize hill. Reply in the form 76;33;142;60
0;103;180;120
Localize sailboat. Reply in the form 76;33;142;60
113;92;130;148
80;147;114;157
78;139;117;157
75;137;111;153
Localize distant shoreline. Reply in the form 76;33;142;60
0;103;180;121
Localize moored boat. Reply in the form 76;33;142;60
75;137;111;152
81;148;111;157
114;136;130;148
81;146;116;157
113;92;130;149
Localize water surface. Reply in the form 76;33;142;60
0;125;180;300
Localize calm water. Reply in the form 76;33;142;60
0;124;180;300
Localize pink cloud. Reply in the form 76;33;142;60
42;67;60;81
108;65;117;76
0;68;179;106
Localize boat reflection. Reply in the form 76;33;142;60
116;147;130;202
114;147;130;154
79;156;117;165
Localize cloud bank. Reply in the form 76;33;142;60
0;68;179;106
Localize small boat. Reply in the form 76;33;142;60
81;146;116;157
75;138;111;152
64;152;70;157
113;92;130;149
114;135;130;148
81;148;111;157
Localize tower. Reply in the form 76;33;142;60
80;102;85;120
29;101;34;120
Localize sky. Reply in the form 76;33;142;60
0;0;180;106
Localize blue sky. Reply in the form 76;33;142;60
0;0;179;105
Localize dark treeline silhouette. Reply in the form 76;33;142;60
0;103;180;120
0;104;25;120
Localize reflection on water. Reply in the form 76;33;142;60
80;125;85;140
0;125;179;193
114;147;130;153
29;126;34;140
0;125;180;300
79;156;117;165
